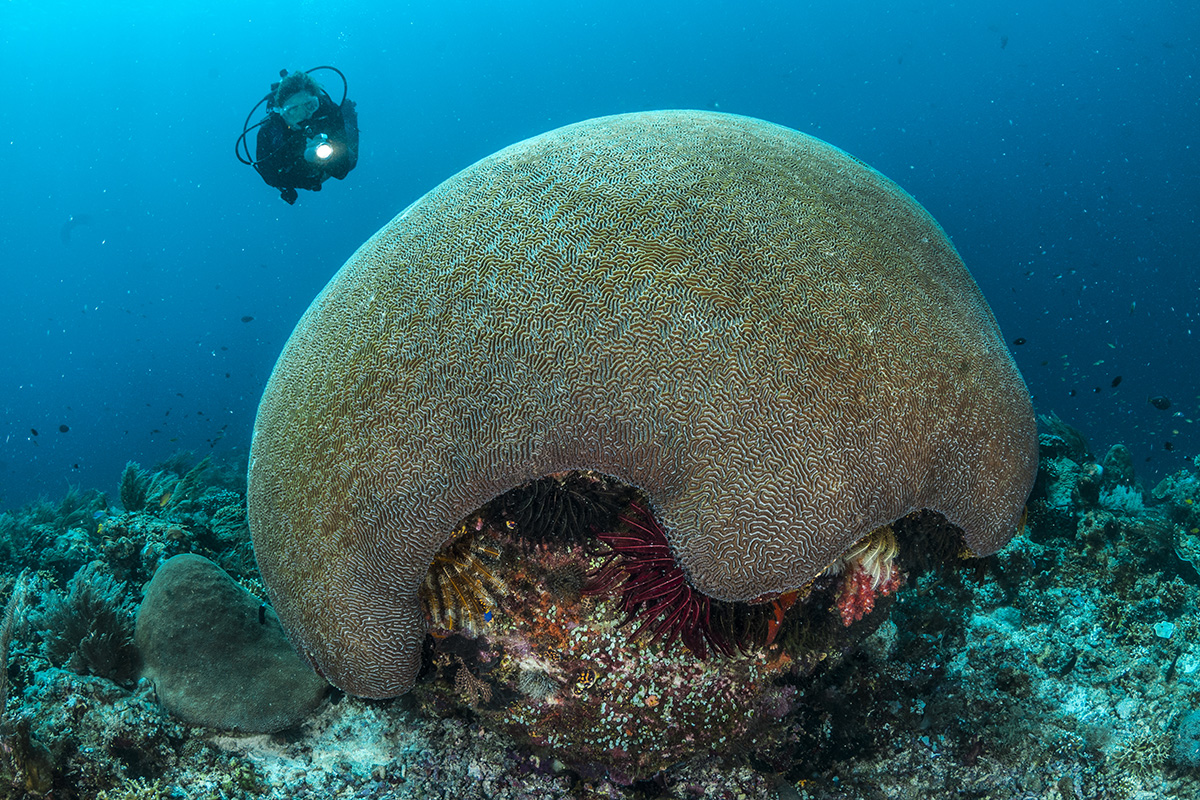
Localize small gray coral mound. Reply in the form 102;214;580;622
135;554;327;733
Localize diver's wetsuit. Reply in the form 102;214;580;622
255;94;359;204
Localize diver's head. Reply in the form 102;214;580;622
279;92;319;129
274;71;322;129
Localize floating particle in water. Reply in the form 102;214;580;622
58;424;70;433
1150;396;1172;411
1111;376;1122;388
241;315;255;323
1013;337;1027;346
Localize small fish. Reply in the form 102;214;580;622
241;315;255;323
1164;441;1175;451
1092;387;1101;393
58;424;69;433
574;668;599;694
1012;337;1027;346
1111;376;1122;388
1150;396;1172;410
30;428;38;436
1068;389;1077;397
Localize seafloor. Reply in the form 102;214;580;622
2;416;1200;800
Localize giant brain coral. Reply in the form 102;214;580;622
247;110;1038;698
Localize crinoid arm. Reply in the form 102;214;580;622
583;502;734;659
419;522;507;634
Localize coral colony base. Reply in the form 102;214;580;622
1;419;1200;798
411;476;918;785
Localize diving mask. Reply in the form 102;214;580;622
280;92;319;128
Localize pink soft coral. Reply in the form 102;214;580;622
835;559;903;626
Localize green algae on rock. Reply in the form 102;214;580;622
135;554;327;733
247;109;1038;699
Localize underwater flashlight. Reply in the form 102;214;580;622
304;133;334;164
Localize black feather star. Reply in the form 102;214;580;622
495;470;634;548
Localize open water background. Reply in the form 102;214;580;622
1;0;1196;508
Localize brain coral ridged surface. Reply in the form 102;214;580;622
248;110;1038;698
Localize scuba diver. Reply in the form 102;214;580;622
236;67;359;205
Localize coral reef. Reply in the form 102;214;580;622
1;428;1200;797
0;486;107;581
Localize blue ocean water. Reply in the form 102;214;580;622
1;0;1196;509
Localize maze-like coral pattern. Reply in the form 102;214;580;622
247;110;1038;698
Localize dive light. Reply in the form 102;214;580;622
304;133;334;164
